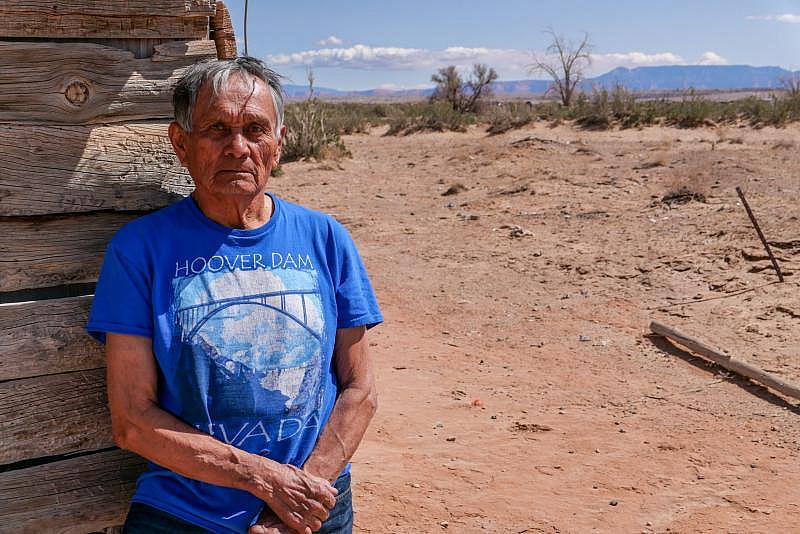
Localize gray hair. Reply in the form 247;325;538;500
173;56;285;138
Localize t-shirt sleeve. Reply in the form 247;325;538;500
86;239;153;344
330;220;383;330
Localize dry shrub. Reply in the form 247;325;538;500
641;140;672;168
442;182;467;196
319;143;350;161
773;140;796;150
661;173;709;206
486;103;534;135
715;125;744;145
282;99;350;162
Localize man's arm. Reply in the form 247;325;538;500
106;333;336;534
302;325;378;482
249;326;378;534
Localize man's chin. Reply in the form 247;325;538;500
211;178;267;196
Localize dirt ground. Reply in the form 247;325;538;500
275;121;800;533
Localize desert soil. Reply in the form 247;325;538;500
275;122;800;533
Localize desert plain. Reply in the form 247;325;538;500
275;121;800;533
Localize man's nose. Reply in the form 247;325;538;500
224;130;250;158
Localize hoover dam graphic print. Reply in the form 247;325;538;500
170;262;325;453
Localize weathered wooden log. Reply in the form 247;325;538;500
0;0;213;39
0;123;192;215
0;0;215;16
0;297;104;381
0;368;113;464
212;1;238;59
0;213;139;292
0;40;216;124
0;448;147;534
650;320;800;401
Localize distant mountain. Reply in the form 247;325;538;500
587;65;797;91
283;84;433;99
284;65;799;100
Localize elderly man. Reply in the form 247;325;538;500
87;57;382;534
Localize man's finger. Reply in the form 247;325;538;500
321;491;337;510
303;499;330;523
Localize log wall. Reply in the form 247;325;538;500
0;1;235;531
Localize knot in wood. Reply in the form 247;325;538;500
64;79;91;107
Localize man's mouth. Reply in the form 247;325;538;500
218;169;255;175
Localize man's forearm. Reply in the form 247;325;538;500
114;400;278;497
116;399;336;532
302;382;378;482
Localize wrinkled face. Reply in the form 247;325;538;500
170;75;284;199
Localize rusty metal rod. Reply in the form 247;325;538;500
736;186;783;282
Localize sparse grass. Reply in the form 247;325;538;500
641;141;672;168
486;103;534;135
384;102;476;135
279;92;800;144
715;126;744;145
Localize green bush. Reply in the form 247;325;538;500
664;90;715;127
281;99;350;162
385;102;476;135
317;102;391;135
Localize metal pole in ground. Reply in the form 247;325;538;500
735;186;784;282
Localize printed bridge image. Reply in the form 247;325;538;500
169;268;327;436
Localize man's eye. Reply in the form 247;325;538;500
210;123;226;131
249;124;266;134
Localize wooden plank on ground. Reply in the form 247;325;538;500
0;40;216;124
0;1;214;39
0;448;147;534
0;297;104;382
0;123;192;216
0;213;139;291
0;368;114;464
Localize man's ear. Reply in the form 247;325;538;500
273;124;286;166
168;121;190;167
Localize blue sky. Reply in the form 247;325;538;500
221;0;800;90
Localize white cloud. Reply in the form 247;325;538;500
266;44;530;73
267;44;729;80
746;14;800;23
593;52;684;66
586;52;684;75
268;44;425;70
776;14;800;23
316;35;343;46
698;51;728;65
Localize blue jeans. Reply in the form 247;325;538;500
122;472;353;534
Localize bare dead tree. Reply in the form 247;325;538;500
431;64;498;113
463;63;498;112
530;29;592;107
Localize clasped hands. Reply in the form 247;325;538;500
249;463;337;534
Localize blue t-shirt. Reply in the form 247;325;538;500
87;194;382;533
